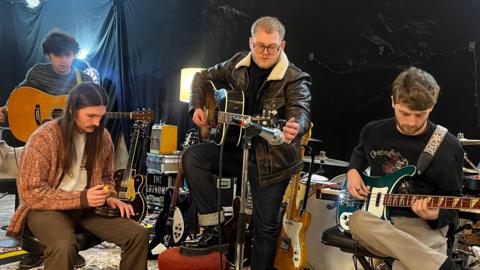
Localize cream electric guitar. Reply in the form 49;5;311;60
274;125;312;270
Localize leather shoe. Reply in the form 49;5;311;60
74;253;86;268
18;253;44;269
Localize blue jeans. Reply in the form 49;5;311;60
182;142;289;270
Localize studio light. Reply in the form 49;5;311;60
25;0;41;9
179;68;204;103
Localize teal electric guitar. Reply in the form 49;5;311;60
337;165;472;231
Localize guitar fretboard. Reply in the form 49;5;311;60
382;194;480;210
216;111;252;125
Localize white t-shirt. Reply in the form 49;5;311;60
57;133;87;191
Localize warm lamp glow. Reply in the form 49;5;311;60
180;68;204;102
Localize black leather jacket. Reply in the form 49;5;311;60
190;51;311;187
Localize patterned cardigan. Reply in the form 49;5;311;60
7;120;116;237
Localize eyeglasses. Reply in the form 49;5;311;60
252;43;281;54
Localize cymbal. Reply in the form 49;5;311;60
464;167;480;174
458;137;480;145
308;138;323;142
303;151;349;167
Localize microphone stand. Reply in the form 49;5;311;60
235;125;261;270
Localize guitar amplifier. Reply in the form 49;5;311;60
150;124;178;154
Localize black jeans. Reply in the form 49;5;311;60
182;142;289;270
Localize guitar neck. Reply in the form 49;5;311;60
216;111;251;124
106;112;132;119
170;161;184;207
383;194;480;210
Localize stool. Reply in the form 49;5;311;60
158;247;227;270
321;226;393;270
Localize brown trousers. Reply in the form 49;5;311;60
349;210;449;270
26;209;148;270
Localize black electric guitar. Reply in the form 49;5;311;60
337;165;477;231
95;120;148;222
148;130;198;258
201;81;274;147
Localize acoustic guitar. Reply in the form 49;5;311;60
201;81;274;147
7;86;154;142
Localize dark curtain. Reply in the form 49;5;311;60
1;0;480;168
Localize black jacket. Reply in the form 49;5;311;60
189;51;312;186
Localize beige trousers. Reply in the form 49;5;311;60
349;210;449;270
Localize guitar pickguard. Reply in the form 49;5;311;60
280;216;304;268
172;207;185;244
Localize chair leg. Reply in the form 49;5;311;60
355;255;376;270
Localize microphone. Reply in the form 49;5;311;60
245;122;284;145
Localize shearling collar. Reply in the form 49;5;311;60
234;51;289;81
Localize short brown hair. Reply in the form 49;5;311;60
251;16;285;40
392;67;440;111
42;29;80;56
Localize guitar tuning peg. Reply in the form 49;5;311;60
271;110;278;116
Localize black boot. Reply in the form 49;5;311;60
180;225;228;256
18;253;44;269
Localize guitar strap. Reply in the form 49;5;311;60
416;124;447;175
75;69;82;85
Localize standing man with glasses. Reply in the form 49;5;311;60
183;16;311;269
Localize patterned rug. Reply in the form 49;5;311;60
1;241;159;270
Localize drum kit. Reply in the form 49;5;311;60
454;133;480;269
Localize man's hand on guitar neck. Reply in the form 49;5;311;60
412;197;440;220
347;169;369;200
0;106;7;123
193;108;208;128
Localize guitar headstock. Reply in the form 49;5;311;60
251;109;281;128
181;129;199;150
131;109;154;121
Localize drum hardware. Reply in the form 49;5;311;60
302;151;349;167
457;133;480;146
463;153;480;175
308;138;323;143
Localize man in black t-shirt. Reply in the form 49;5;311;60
347;67;463;270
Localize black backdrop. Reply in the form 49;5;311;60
1;0;480;172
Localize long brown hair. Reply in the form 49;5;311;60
57;82;109;179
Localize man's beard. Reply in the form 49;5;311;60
396;120;427;135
